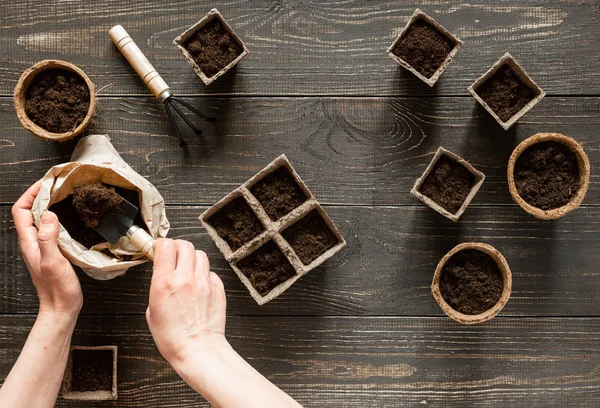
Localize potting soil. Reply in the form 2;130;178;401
439;249;503;315
418;155;475;215
207;197;264;251
250;166;307;221
392;19;455;79
25;68;90;133
475;65;536;122
70;349;113;392
514;141;580;210
72;183;124;228
183;17;243;78
282;210;338;265
50;186;142;248
236;240;296;296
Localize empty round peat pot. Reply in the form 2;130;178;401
14;60;96;142
507;133;590;220
431;242;512;325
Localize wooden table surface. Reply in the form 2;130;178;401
1;1;599;407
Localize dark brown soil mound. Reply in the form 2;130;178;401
392;19;455;79
282;210;338;265
475;65;536;122
251;167;308;221
50;187;141;248
207;197;264;251
514;141;580;210
72;183;124;228
440;249;504;315
70;349;113;392
236;241;296;296
25;69;90;133
418;156;475;215
184;17;243;78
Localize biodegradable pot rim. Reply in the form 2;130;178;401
14;59;96;142
61;345;117;401
468;52;546;130
386;8;463;87
410;146;485;222
507;132;590;220
431;242;512;324
173;8;249;86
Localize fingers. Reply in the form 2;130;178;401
194;250;210;282
12;180;42;246
152;239;177;282
37;211;66;268
175;240;196;278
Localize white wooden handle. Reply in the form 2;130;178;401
128;227;155;261
109;25;170;101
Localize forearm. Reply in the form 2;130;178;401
174;341;302;408
0;312;77;408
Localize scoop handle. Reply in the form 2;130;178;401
108;25;170;101
128;226;155;262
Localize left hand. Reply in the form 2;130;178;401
12;181;83;318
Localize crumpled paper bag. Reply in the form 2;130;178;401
32;134;169;280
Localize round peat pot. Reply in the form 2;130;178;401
507;133;590;220
14;60;96;142
431;242;512;324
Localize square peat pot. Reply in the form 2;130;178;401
61;346;117;401
411;147;485;222
387;8;462;86
173;8;249;86
200;155;346;305
469;52;545;130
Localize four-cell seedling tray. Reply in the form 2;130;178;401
200;155;346;305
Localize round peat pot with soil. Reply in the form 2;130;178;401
431;243;512;325
507;133;590;220
14;59;96;142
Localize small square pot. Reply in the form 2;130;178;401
61;346;117;401
173;8;248;86
387;9;462;86
200;155;346;305
411;147;485;222
469;52;545;130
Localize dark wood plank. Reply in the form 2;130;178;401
0;1;599;96
1;315;599;407
1;96;599;206
1;205;599;316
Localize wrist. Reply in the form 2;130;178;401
171;336;234;386
36;309;79;331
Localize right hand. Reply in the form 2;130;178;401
146;239;227;367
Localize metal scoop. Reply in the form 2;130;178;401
94;198;155;261
108;25;215;147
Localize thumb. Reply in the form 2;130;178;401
37;211;63;260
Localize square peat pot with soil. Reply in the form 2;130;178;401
173;8;248;86
61;346;117;401
411;147;485;222
469;52;545;130
200;155;346;305
387;8;462;86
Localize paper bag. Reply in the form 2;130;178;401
32;135;169;280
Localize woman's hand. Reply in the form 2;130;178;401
12;181;83;319
146;239;227;367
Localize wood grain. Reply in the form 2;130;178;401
0;1;598;96
1;205;598;316
1;315;598;407
0;96;599;206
